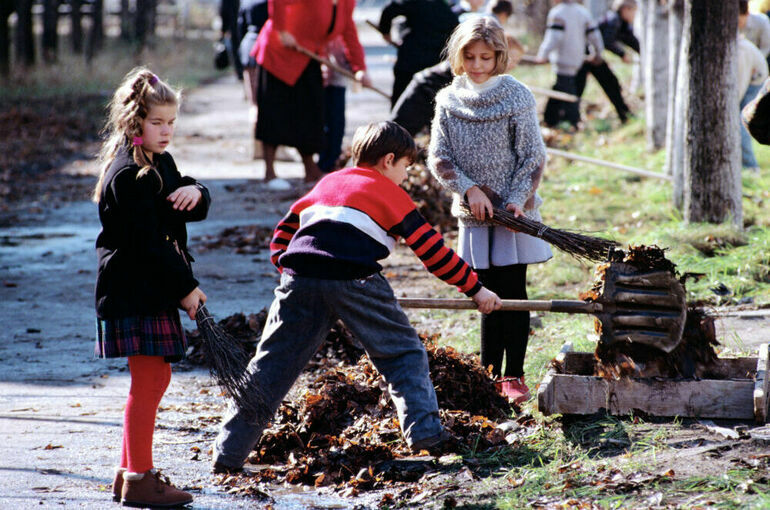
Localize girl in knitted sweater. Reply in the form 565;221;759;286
428;17;551;404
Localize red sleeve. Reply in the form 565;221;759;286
341;7;366;72
269;210;299;273
269;0;291;31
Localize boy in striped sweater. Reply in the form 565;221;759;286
213;121;501;469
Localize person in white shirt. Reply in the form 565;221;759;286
740;1;770;171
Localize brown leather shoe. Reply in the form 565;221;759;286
121;469;193;508
112;467;126;502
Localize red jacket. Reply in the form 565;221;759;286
252;0;366;86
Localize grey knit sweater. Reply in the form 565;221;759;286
428;74;547;228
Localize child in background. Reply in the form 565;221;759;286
212;121;501;472
740;0;770;172
576;0;639;124
429;17;551;403
535;0;604;129
318;36;351;173
93;67;210;507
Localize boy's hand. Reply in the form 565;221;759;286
472;287;502;314
180;287;207;320
167;185;202;211
279;30;298;49
465;186;494;221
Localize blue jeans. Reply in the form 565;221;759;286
213;272;442;467
318;85;346;173
741;83;761;169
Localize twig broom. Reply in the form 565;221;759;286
195;305;269;418
461;203;619;263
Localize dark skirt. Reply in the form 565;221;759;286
255;61;324;154
95;309;187;360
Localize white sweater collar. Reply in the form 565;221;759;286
463;74;502;92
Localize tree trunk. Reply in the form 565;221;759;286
630;0;647;94
643;0;668;150
148;0;158;36
42;0;60;63
585;0;610;21
682;0;742;226
135;0;150;46
666;0;686;208
120;0;132;40
524;0;553;45
85;0;104;62
0;3;13;76
71;0;83;53
14;0;35;67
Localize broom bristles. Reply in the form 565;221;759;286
461;204;619;262
195;305;269;418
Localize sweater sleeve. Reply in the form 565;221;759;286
427;104;477;200
759;15;770;57
506;91;547;209
585;19;605;57
269;209;299;273
378;1;406;36
393;209;482;297
536;13;565;60
341;9;366;72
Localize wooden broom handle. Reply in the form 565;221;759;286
397;298;600;314
294;44;392;100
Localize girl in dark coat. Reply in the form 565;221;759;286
92;67;210;508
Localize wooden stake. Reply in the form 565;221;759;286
366;20;400;48
528;86;580;103
546;147;671;181
293;44;392;100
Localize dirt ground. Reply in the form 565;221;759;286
1;21;770;509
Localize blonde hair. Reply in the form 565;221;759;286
92;67;181;202
444;17;508;77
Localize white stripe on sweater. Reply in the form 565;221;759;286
299;204;396;252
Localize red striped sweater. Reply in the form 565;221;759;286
269;167;482;296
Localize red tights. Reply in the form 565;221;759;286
120;355;172;473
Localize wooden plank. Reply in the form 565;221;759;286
546;374;756;419
562;352;595;375
537;343;572;416
754;344;769;423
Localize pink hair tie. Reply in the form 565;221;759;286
149;74;159;85
132;136;143;146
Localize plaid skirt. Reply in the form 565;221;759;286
95;309;187;359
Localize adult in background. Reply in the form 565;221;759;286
378;0;459;107
220;0;243;80
237;0;268;127
252;0;370;184
489;0;513;26
739;0;769;172
534;0;604;129
575;0;639;124
741;0;770;66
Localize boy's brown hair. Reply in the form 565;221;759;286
351;121;418;167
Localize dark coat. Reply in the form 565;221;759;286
743;76;770;145
95;148;210;319
378;0;458;74
391;61;453;136
598;11;640;58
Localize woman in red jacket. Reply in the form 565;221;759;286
251;0;371;184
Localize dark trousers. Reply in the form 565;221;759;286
475;264;529;378
576;60;630;122
544;74;581;128
318;85;346;173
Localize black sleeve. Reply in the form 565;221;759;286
111;169;199;302
378;0;407;35
178;176;212;222
619;22;640;54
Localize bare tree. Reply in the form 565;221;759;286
682;0;742;225
71;0;83;53
643;0;668;150
630;0;646;94
42;0;60;63
585;0;610;21
524;0;554;44
0;2;14;75
15;0;35;67
664;0;685;206
120;0;131;40
86;0;104;62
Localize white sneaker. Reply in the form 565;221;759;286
266;178;292;191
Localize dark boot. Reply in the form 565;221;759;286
121;469;193;508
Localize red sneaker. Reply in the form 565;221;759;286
496;376;531;404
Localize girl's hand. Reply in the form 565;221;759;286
505;203;524;232
465;186;494;221
180;287;207;320
279;30;298;49
355;70;373;88
472;287;502;314
167;185;202;211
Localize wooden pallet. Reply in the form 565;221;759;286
537;343;769;423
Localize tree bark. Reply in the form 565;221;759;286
524;0;553;46
71;0;83;53
135;0;150;46
85;0;104;62
666;0;686;208
0;3;14;76
585;0;610;21
42;0;60;63
630;0;647;94
120;0;132;40
14;0;35;67
682;0;742;226
643;0;669;151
